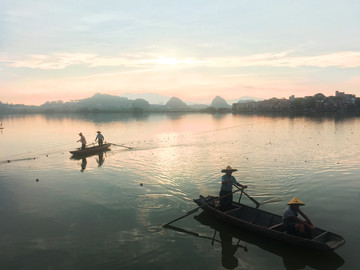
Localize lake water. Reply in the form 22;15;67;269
0;113;359;270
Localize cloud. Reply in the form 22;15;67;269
4;53;204;69
208;51;360;69
3;51;360;70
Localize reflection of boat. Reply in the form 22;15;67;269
70;143;111;156
80;157;87;172
70;151;107;172
193;211;345;270
194;195;345;251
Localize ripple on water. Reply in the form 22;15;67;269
128;193;174;210
147;226;163;233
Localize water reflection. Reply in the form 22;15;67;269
42;112;152;123
70;150;108;172
96;152;105;167
219;230;246;269
80;157;87;172
193;212;344;270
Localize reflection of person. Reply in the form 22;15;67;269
220;231;239;269
283;197;315;238
220;166;247;210
96;152;105;167
77;132;87;150
95;131;104;146
80;157;87;172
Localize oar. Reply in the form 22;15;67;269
211;230;217;246
112;143;132;149
164;224;221;244
164;224;248;251
233;184;260;208
163;189;242;227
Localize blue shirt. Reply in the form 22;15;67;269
283;206;298;220
96;134;104;141
221;175;239;191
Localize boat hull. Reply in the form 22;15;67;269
194;195;345;251
70;143;111;156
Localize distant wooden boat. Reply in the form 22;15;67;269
194;195;345;251
70;143;111;156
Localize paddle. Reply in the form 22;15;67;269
112;143;132;149
163;188;242;227
164;224;248;251
233;184;260;208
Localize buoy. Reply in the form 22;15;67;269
140;183;143;186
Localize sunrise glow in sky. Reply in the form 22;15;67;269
1;0;360;105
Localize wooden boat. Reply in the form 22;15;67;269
192;212;345;269
70;143;111;156
193;195;345;251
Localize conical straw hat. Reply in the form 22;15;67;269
221;165;238;173
287;197;305;205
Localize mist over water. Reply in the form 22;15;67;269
0;113;359;269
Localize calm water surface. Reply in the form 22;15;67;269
0;113;359;270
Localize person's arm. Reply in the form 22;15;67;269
232;177;247;189
234;183;247;189
298;209;315;229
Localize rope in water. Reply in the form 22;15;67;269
0;122;254;164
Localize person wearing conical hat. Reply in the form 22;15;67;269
95;131;104;146
77;132;87;150
283;197;315;238
219;166;248;211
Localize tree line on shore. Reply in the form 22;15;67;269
232;91;360;114
1;91;360;115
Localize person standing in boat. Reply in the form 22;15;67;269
220;166;247;210
95;131;104;146
283;197;315;238
77;132;87;150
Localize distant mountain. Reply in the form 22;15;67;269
210;96;231;109
0;93;263;114
78;93;130;109
188;104;208;109
131;98;150;110
236;96;264;103
166;97;189;110
120;92;170;105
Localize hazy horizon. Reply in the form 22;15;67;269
1;91;265;106
1;1;360;105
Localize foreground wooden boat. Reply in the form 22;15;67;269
192;212;345;269
194;195;345;251
70;143;111;156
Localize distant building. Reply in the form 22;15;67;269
232;91;358;114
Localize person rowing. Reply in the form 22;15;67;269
283;197;315;238
95;131;104;146
219;166;247;210
77;132;87;150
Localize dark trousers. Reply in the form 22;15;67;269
98;139;103;146
220;190;233;211
81;144;86;150
284;218;312;239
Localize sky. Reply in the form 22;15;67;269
1;0;360;105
